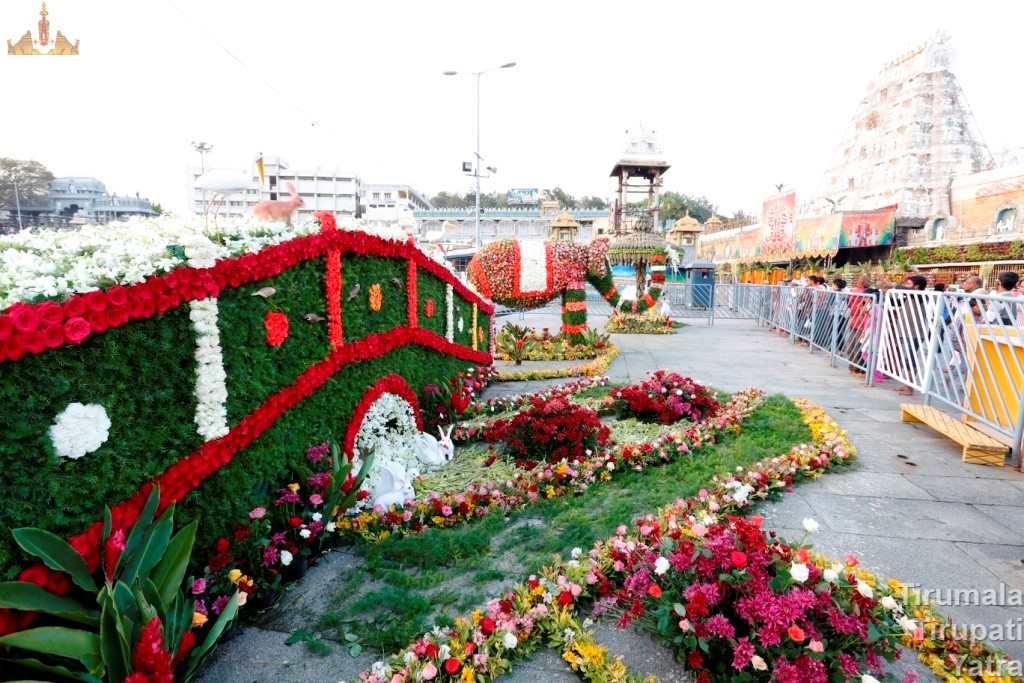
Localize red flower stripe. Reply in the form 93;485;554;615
562;323;587;335
469;259;492;299
0;228;492;364
651;273;666;282
342;374;423;458
602;286;618;301
561;301;587;313
643;294;656;307
407;258;418;329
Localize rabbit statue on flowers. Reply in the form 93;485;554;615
372;461;416;509
415;425;455;472
252;181;305;227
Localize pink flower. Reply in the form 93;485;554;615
191;578;206;595
309;494;324;506
808;639;824;652
420;662;437;680
249;507;266;520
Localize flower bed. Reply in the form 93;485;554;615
354;398;859;682
0;214;492;634
604;311;677;334
495;344;620;382
609;370;719;424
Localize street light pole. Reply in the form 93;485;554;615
443;62;516;249
191;141;213;213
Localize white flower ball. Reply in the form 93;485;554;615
49;403;111;460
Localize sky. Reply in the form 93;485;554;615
2;0;1023;217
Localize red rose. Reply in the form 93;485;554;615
87;310;108;333
463;642;475;656
36;301;65;325
4;335;26;361
8;303;40;332
730;551;748;569
686;651;703;668
215;538;231;553
19;563;53;589
424;642;439;659
794;548;810;564
0;314;13;340
105;307;124;328
647;584;662;599
288;516;303;528
443;657;461;675
479;617;496;635
106;286;129;307
498;599;513;613
64;317;91;344
557;590;574;606
85;290;109;312
63;296;88;318
787;624;806;641
40;323;65;350
22;330;46;354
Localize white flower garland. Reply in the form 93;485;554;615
350;392;421;502
445;284;455;343
49;402;111;459
189;299;228;440
0;214;318;310
184;235;229;441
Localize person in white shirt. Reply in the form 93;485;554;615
984;271;1021;325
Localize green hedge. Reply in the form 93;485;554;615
343;255;409;343
0;248;487;579
220;259;331;424
0;307;200;578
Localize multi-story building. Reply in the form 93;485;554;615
360;183;433;231
186;156;360;224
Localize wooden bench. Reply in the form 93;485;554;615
900;403;1010;466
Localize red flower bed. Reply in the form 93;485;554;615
483;395;609;465
611;370;720;424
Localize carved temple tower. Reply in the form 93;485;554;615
609;124;670;235
807;32;992;231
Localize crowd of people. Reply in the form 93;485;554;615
768;269;1024;396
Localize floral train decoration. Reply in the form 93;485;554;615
0;213;493;637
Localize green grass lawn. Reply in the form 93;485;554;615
307;393;809;656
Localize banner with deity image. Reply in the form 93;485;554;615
760;191;796;257
840;206;896;248
794;214;841;257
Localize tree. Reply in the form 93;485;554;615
578;196;608;210
151;203;164;216
0;158;54;209
658;191;717;224
543;187;578;209
430;191;471;209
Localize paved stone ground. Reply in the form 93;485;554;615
195;312;1024;682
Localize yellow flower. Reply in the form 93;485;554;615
227;569;242;583
459;668;475;683
471;610;482;624
287;482;300;493
192;612;208;627
432;515;444;525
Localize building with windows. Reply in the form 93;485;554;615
360;183;433;231
12;177;156;228
186;156;360;224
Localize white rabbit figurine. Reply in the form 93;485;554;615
372;461;416;509
415;425;456;472
660;297;671;317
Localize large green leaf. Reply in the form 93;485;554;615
120;504;174;588
0;582;99;627
99;601;129;683
6;655;97;681
152;520;197;608
115;487;161;578
11;529;97;594
0;626;101;660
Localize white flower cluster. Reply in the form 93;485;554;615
189;298;228;440
445;284;455;343
516;240;549;294
49;402;111;459
351;392;421;500
0;214;317;309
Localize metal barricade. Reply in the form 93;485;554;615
877;288;1024;465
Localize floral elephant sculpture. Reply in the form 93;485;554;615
467;238;665;340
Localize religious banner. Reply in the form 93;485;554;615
736;225;763;261
759;191;796;257
794;215;842;257
840;206;897;247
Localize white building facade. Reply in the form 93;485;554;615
186;156;361;224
